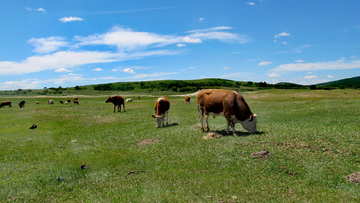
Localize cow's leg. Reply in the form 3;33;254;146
225;115;237;136
113;105;116;113
226;120;230;134
118;105;121;112
123;103;126;112
165;111;169;126
205;114;210;132
199;105;205;132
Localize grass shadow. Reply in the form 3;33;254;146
212;130;264;137
163;123;179;128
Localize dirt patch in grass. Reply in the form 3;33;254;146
137;139;159;146
192;123;202;128
92;115;116;124
203;132;222;140
251;149;270;159
344;172;360;184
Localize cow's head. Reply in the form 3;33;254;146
105;96;111;103
152;114;166;127
240;114;258;133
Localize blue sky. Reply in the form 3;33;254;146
0;0;359;90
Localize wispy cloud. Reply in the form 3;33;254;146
27;36;68;54
304;75;318;79
55;68;72;72
59;17;84;23
246;2;255;5
131;72;178;79
275;45;312;54
271;58;360;72
351;55;358;59
122;67;135;73
274;32;290;38
90;7;174;15
283;41;289;45
93;68;103;71
328;75;334;78
223;66;230;69
269;73;281;77
259;61;273;65
177;44;186;47
198;17;205;22
37;8;46;13
295;59;304;63
25;7;32;11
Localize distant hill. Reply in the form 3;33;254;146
316;76;360;88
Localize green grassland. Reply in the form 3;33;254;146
1;89;360;202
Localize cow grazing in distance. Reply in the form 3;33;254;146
65;101;68;105
84;101;87;104
185;96;191;104
18;100;25;108
35;101;39;104
138;96;141;100
74;97;78;100
67;99;71;103
105;96;125;113
197;89;258;136
48;100;54;104
0;101;12;108
73;100;79;105
152;97;170;128
60;101;64;104
126;98;132;102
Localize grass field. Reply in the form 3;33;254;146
1;89;360;202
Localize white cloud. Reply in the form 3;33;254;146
304;75;318;79
274;32;290;38
274;40;277;42
188;66;195;69
59;17;84;23
27;36;68;54
131;72;178;79
183;37;202;43
328;75;334;78
283;41;289;45
0;79;40;90
272;58;360;72
299;79;328;85
177;44;186;47
37;8;45;12
93;68;103;71
295;59;304;63
247;2;255;5
276;45;312;54
25;7;32;11
259;61;273;65
122;67;135;73
99;77;117;80
351;55;358;59
198;18;205;22
307;72;312;74
269;73;281;77
55;68;72;72
223;66;230;69
112;69;118;72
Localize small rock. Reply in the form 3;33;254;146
71;140;77;143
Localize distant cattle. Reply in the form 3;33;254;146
106;96;125;113
84;101;87;104
18;100;25;108
67;99;71;103
35;101;39;104
152;97;170;128
197;89;258;135
0;101;12;108
138;96;141;100
185;96;191;104
60;101;64;104
48;100;54;104
126;98;132;102
73;100;79;105
74;97;78;101
65;101;69;105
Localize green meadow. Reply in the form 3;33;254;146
1;89;360;202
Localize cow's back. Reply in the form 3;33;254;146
197;89;228;114
112;96;124;105
222;91;253;121
155;97;170;115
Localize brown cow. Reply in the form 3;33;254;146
67;99;71;103
35;101;39;104
185;96;191;104
197;89;257;135
138;96;141;100
152;97;170;128
0;101;12;108
73;100;79;105
105;96;125;113
74;97;78;101
18;100;25;108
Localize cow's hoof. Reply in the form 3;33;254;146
201;128;204;132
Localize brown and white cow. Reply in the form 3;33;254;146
73;100;79;105
105;96;125;113
48;100;54;104
0;101;12;108
197;89;257;135
35;101;39;104
185;96;191;104
126;98;132;102
152;97;170;128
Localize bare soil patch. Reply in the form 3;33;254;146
192;123;202;128
137;139;159;146
203;132;222;140
251;149;270;159
344;172;360;184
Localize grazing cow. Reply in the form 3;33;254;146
35;101;39;104
84;101;87;104
65;101;68;105
74;97;78;101
48;100;54;104
152;97;170;128
197;89;257;135
126;98;132;102
185;96;191;104
60;101;64;104
138;96;141;100
18;100;25;108
67;99;71;103
105;96;125;113
0;101;12;108
73;100;79;105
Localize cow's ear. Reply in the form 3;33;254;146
253;113;258;117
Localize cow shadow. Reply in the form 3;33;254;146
163;123;179;128
212;130;264;137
